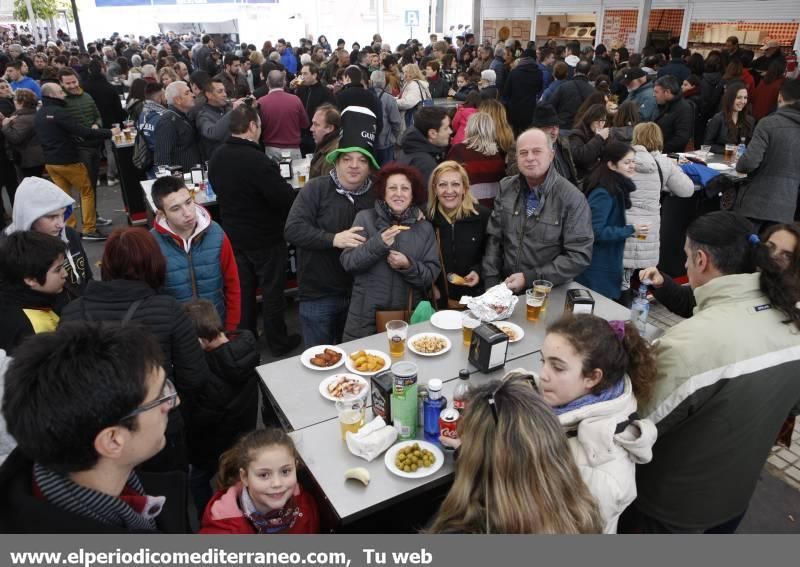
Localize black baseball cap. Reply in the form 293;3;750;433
622;67;647;83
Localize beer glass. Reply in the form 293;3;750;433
532;280;553;314
336;398;365;439
526;289;546;321
386;320;408;357
462;313;480;346
724;144;736;163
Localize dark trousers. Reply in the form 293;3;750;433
374;146;395;166
16;164;45;182
0;159;19;221
618;503;746;534
77;145;101;191
235;242;291;352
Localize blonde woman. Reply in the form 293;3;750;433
249;51;265;89
396;63;431;129
625;122;694;301
446;113;506;207
428;373;603;534
158;66;178;88
478;98;516;172
427;161;490;308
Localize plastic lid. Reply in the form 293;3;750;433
428;378;443;391
459;369;470;380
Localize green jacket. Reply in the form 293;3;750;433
636;273;800;530
64;90;102;147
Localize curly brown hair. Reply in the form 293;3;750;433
547;314;657;404
371;162;427;206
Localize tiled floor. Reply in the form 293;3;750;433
649;296;800;493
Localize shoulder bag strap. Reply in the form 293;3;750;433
654;156;665;190
120;299;145;327
435;227;450;300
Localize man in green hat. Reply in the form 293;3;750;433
284;106;379;347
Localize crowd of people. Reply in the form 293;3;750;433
1;25;800;535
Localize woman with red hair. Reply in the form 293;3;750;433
340;163;441;340
59;227;215;473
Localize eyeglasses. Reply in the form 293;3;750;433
120;378;178;421
485;370;539;425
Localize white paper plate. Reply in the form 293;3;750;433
707;162;732;171
299;345;346;371
430;310;464;331
493;322;525;343
408;333;452;357
384;440;445;479
344;349;391;376
318;373;369;402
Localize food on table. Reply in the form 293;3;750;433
394;442;436;472
327;375;365;398
395;225;411;231
310;348;343;367
411;335;448;354
496;325;518;342
349;350;386;372
344;466;370;486
447;273;467;286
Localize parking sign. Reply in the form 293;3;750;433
404;10;419;27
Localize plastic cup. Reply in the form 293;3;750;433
526;289;546;321
700;144;711;158
532;280;553;313
636;224;650;240
336;398;365;439
462;313;480;346
386;320;408;357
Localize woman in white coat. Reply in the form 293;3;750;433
396;64;432;130
539;315;658;533
623;122;694;299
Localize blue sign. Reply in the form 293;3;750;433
404;10;419;27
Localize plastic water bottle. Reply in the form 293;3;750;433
423;379;447;443
736;138;746;161
630;284;650;334
205;180;216;201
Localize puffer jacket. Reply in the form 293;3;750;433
654;94;694;153
556;377;657;534
624;146;694;269
627;81;657;122
482;167;594;288
2;108;44;168
735;105;800;223
396;79;431;128
340;202;441;340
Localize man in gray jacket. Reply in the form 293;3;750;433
195;79;244;160
735;79;800;228
370;70;402;166
483;128;593;292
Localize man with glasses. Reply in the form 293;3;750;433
0;322;189;533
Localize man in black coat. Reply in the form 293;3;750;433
207;105;300;357
657;45;691;83
653;75;694;153
335;66;382;133
293;62;336;156
82;59;127;185
548;60;595;130
503;47;543;134
0;323;190;533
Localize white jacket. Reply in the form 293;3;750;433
624;146;694;269
558;377;658;534
396;79;431;133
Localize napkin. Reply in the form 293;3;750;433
346;417;398;462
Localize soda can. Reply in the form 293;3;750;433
439;407;460;442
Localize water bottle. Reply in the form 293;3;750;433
736;137;746;161
423;379;447;443
630;284;650;334
205;179;216;201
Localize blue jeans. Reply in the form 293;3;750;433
299;296;349;348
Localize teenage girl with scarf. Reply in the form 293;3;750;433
539;314;658;533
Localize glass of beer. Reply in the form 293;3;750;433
635;224;650;240
386;320;408;357
462;312;480;346
336;398;365;439
724;144;736;163
532;280;553;314
526;288;546;321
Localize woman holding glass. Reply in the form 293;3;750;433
427;161;490;309
340;163;441;340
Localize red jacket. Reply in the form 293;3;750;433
199;482;320;534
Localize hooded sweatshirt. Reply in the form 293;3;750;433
3;177;93;301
